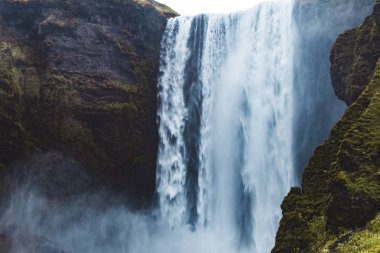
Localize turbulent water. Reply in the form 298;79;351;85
157;1;295;252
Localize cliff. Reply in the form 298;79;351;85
291;0;373;183
0;0;177;204
273;1;380;252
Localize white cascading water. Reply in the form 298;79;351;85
157;1;295;252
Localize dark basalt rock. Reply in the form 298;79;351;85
331;13;380;106
375;1;380;28
0;0;177;205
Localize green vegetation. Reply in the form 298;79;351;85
273;6;380;253
334;214;380;253
112;37;139;60
105;80;139;94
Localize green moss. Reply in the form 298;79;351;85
273;9;380;251
332;214;380;253
100;101;138;112
337;170;378;195
10;46;25;61
328;59;380;223
44;73;82;106
23;68;40;98
276;58;380;251
0;38;40;104
0;42;24;97
112;37;138;59
59;119;105;160
105;80;139;94
89;80;142;113
0;42;25;61
60;119;91;141
10;67;23;96
44;14;78;28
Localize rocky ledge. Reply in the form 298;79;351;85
0;0;177;204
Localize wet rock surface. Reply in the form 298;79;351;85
0;0;177;204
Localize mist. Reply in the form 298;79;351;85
0;153;232;253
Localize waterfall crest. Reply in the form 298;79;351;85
157;1;295;252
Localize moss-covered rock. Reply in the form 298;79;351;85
332;214;380;252
273;2;380;252
327;60;380;231
0;0;177;204
331;12;380;105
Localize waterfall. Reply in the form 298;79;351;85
0;1;374;253
157;1;295;252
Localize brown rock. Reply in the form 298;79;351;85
0;0;177;204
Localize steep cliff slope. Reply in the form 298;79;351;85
273;1;380;252
0;0;177;203
292;0;373;183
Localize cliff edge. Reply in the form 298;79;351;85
273;1;380;252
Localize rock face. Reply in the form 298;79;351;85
0;0;177;204
331;7;380;105
273;1;380;252
291;0;373;183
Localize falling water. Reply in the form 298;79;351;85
157;1;295;252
